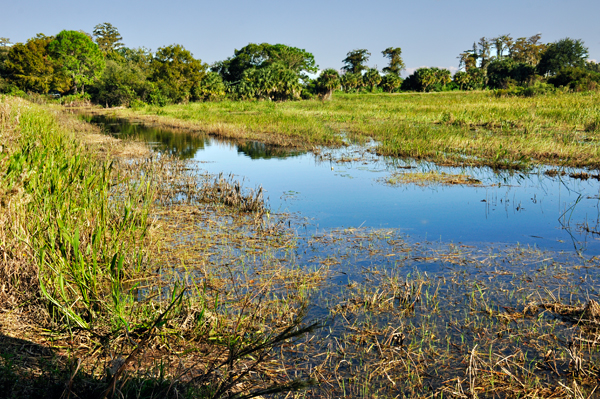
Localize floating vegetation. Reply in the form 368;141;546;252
383;171;482;186
200;173;266;213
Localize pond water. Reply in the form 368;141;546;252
83;113;600;395
84;114;600;256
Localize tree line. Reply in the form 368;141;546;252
0;24;598;107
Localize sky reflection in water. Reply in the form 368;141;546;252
87;115;600;256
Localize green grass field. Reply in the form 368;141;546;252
110;90;600;169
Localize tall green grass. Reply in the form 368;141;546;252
0;97;318;398
121;91;600;169
1;96;158;332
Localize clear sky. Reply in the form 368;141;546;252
3;0;599;76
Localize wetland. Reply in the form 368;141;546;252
82;104;600;397
3;93;600;398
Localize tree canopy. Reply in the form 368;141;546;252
93;23;124;54
537;38;589;76
382;47;405;76
342;49;370;75
150;44;208;103
48;30;105;94
315;68;340;100
4;35;58;93
214;43;317;84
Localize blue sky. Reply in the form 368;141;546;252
3;0;599;76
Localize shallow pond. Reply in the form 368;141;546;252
85;113;600;256
84;113;600;396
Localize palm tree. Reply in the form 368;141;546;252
315;68;340;100
363;68;381;92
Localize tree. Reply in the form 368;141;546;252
315;68;340;100
215;43;317;84
93;23;124;54
493;34;513;60
458;48;478;71
236;64;301;101
49;30;105;94
537;38;589;76
363;67;381;92
382;47;405;76
548;66;600;91
586;61;600;73
150;44;207;103
477;37;492;70
380;73;402;92
4;35;71;94
0;37;11;85
453;71;470;90
193;71;226;101
509;34;545;66
342;49;370;74
90;59;153;106
267;44;317;76
340;72;361;93
402;67;451;92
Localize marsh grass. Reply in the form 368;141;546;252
264;227;600;397
5;96;600;398
383;171;482;186
101;91;600;169
0;97;321;398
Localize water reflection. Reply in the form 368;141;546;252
81;114;306;161
82;113;600;256
81;114;206;159
236;141;305;160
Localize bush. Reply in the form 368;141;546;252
493;82;556;97
548;67;600;92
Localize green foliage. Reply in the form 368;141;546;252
150;44;207;103
382;47;405;76
537;38;589;76
494;81;556;97
402;67;451;92
215;43;313;101
453;71;469;90
93;22;124;54
363;67;381;92
215;43;317;84
0;38;10;81
237;64;302;101
314;68;340;99
586;61;600;73
193;71;226;101
4;36;58;93
90;59;154;107
548;67;600;92
380;73;402;93
342;49;370;75
340;72;362;93
509;34;545;66
487;58;536;89
48;30;105;94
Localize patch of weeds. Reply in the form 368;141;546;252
383;171;482;186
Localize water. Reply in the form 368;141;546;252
83;113;600;395
84;114;600;256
